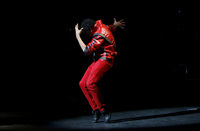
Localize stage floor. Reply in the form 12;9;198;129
1;106;200;130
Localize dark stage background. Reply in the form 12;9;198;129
1;2;199;116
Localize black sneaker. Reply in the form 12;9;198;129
101;109;112;123
92;109;101;123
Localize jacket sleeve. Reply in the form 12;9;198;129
83;35;104;55
107;25;117;32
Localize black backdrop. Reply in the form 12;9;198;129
1;2;199;114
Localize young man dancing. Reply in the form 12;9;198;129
75;18;125;123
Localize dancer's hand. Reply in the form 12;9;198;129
113;18;125;29
75;23;83;37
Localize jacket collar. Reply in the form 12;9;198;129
90;20;103;36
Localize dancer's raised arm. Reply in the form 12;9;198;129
75;23;86;52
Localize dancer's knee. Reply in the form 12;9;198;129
79;80;85;89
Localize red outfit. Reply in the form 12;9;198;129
79;20;117;112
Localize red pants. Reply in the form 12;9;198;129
79;59;112;112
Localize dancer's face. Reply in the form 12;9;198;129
85;31;92;37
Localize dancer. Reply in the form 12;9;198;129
75;18;125;123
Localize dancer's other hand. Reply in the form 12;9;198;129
113;18;125;29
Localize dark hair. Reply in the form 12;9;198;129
81;18;95;34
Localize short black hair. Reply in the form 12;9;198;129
81;18;95;34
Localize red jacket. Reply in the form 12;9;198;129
84;20;117;66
